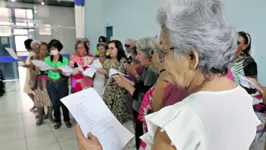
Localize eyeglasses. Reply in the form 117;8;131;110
98;48;106;52
124;44;130;48
108;47;115;50
157;47;176;64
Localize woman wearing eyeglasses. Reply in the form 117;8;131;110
97;40;130;124
92;42;109;96
231;32;266;150
76;0;260;149
70;40;94;93
114;37;159;149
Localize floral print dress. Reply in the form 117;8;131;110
102;58;130;124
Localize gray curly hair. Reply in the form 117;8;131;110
136;37;158;59
30;40;41;48
157;0;237;75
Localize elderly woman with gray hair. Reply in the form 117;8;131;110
116;37;159;149
76;0;260;149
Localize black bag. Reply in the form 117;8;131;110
0;69;5;96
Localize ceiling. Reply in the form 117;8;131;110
5;0;74;7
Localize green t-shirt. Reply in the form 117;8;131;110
44;55;69;80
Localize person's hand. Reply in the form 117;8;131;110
126;64;138;77
18;56;25;62
23;64;30;68
53;68;59;72
35;66;41;71
76;124;103;150
97;68;105;74
245;77;264;94
114;75;129;88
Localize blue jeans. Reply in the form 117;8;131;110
47;78;70;123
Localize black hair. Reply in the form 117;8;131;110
75;40;89;53
238;31;251;56
48;39;63;51
95;44;110;58
97;43;108;50
40;42;49;52
24;39;33;51
98;36;107;43
108;40;128;62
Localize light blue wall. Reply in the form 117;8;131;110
85;0;266;84
85;0;105;54
103;0;162;42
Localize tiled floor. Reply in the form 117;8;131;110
0;67;135;150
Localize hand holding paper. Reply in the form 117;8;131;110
31;60;53;71
238;75;263;92
5;48;19;60
109;68;125;77
83;67;97;78
57;66;74;73
61;88;134;150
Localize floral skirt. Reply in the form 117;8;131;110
34;88;51;107
34;76;51;107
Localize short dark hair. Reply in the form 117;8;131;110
40;42;49;52
48;39;63;51
97;43;108;50
238;31;251;55
75;40;89;53
24;39;33;51
108;40;128;62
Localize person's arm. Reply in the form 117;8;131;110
124;83;136;95
152;128;176;150
97;68;108;76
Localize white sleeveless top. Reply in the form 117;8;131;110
92;59;105;97
141;86;260;150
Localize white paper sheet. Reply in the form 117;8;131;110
31;60;48;67
109;68;125;77
31;60;54;71
57;66;74;73
239;75;262;91
5;48;19;59
61;88;134;150
83;67;97;78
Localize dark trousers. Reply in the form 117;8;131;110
133;109;143;150
47;79;70;123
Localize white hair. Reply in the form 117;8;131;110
30;40;41;48
126;38;136;43
136;37;158;58
157;0;237;74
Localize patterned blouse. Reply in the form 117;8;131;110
102;58;130;123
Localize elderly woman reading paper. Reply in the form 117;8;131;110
76;0;260;149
